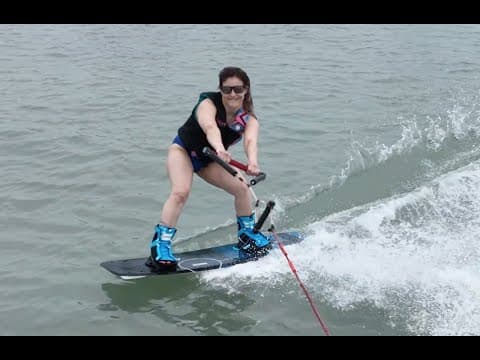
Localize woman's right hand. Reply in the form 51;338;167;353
216;149;231;163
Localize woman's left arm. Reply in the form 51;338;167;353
243;116;260;176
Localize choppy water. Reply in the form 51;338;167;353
2;24;480;335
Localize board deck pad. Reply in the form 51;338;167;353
101;231;304;278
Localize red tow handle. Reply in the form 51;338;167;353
229;160;266;186
202;147;266;186
229;159;248;172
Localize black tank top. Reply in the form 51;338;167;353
177;92;246;164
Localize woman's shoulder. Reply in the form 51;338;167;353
196;92;223;113
192;92;220;116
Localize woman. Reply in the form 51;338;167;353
148;66;271;271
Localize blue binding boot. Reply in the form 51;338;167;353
148;224;177;270
236;213;272;256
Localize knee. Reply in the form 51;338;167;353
233;182;250;198
171;189;190;206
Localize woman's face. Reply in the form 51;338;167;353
220;76;247;110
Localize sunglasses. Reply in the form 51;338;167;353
220;85;246;94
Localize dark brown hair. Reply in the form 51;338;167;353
218;66;255;116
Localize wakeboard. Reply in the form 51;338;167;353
101;231;305;279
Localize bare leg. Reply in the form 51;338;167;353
160;144;194;227
197;162;252;216
198;162;271;253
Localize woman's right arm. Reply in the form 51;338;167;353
196;99;230;161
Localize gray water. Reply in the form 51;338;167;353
2;24;480;336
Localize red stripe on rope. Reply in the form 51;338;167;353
271;228;331;336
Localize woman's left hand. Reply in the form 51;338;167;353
246;162;260;176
